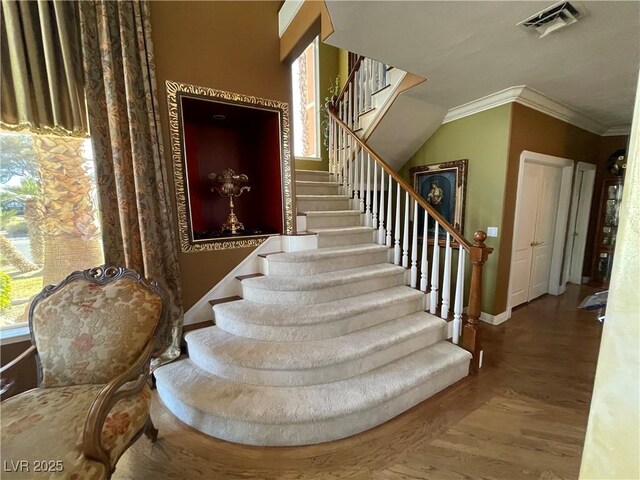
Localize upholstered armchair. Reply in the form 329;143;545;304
1;266;168;479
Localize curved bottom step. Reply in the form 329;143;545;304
154;342;470;446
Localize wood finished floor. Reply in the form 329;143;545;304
114;285;603;480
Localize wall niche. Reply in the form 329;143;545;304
167;81;293;251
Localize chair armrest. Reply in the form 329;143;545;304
0;345;36;376
81;340;155;468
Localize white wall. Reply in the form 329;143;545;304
580;73;640;479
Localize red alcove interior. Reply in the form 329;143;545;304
181;96;284;239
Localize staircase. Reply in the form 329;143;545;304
155;55;492;447
155;168;473;446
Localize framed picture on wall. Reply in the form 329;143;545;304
410;159;468;236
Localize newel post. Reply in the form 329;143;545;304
462;231;492;373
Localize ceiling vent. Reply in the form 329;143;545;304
518;2;583;38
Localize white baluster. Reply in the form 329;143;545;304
394;183;401;265
411;199;418;288
354;69;360;126
429;221;440;315
350;82;355;129
353;145;360;208
420;209;428;292
372;160;378;231
453;247;465;345
361;58;371;112
345;87;350;130
348;134;354;200
365;154;372;226
328;116;333;175
378;168;385;244
386;175;393;247
402;192;409;268
441;232;452;319
359;147;365;214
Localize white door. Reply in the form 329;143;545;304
511;162;564;308
511;162;542;307
567;164;596;284
529;165;563;300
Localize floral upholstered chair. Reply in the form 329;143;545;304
0;266;168;480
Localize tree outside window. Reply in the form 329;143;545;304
0;132;104;329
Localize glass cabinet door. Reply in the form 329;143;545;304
592;179;624;285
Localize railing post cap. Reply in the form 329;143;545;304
473;231;487;246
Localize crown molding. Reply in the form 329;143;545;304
443;85;611;136
602;125;631;136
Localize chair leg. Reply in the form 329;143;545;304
144;415;159;443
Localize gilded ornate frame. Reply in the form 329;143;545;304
410;159;468;234
166;80;294;252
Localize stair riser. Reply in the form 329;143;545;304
187;327;446;387
316;231;376;248
214;295;425;341
305;214;361;229
296;172;332;182
155;360;469;446
297;198;351;212
242;272;405;305
296;184;341;195
268;250;388;276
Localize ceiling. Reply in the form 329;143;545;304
325;1;640;129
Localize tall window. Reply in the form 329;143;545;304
0;132;104;334
292;37;320;159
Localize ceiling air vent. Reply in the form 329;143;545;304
518;2;583;38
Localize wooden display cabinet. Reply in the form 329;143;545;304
589;178;624;286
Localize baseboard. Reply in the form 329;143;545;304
479;311;510;325
463;307;510;325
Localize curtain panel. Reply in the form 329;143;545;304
0;0;87;136
79;0;183;367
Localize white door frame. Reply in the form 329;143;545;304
507;150;574;318
564;162;596;285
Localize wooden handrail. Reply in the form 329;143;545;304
328;106;476;251
0;345;36;376
336;55;363;103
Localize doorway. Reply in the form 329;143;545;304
564;162;596;284
509;151;574;311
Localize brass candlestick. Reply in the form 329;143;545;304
208;169;250;235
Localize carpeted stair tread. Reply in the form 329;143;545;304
308;226;376;235
186;312;445;373
296;194;350;200
213;286;425;341
296;180;340;186
301;210;361;217
268;243;386;264
154;341;470;445
241;263;403;292
214;286;423;326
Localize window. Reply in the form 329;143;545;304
291;37;320;159
0;132;104;336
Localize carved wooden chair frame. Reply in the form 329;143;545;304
0;265;169;479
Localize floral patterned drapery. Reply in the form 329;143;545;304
79;0;183;367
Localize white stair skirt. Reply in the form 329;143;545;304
154;169;471;446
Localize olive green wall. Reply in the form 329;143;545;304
338;49;349;90
295;41;339;172
399;104;513;315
